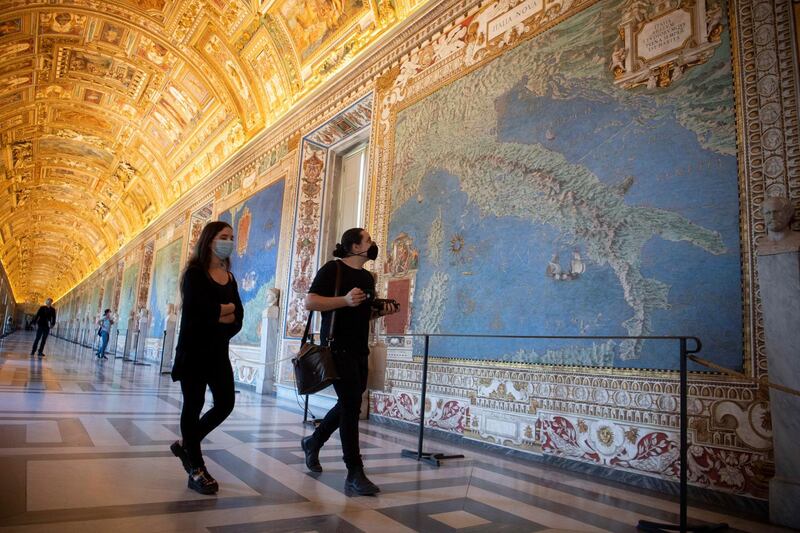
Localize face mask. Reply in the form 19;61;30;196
367;243;379;260
348;243;378;260
356;243;379;260
212;239;234;260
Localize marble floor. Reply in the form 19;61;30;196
0;332;788;533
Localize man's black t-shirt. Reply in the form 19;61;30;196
308;260;374;354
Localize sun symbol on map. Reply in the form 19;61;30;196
449;234;464;255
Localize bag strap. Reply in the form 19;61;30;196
326;260;342;345
301;260;343;347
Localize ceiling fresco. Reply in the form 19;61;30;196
0;0;420;304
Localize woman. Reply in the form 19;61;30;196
95;309;114;359
170;221;243;495
302;228;399;496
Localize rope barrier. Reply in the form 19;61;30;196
227;345;294;366
688;354;800;398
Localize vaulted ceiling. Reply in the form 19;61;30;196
0;0;416;304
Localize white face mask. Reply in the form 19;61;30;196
212;239;235;260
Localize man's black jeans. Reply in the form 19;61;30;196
31;327;50;355
308;351;369;472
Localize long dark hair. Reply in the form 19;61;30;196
185;221;232;274
333;227;364;258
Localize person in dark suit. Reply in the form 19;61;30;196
31;298;56;357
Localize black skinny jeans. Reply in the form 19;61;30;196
179;358;235;469
310;351;369;472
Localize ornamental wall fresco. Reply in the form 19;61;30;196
52;0;800;502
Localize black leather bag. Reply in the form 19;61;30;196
292;262;342;395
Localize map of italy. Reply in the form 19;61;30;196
388;0;742;368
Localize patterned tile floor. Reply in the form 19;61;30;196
0;332;788;532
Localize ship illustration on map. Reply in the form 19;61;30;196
546;249;585;281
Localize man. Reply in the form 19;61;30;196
31;298;56;357
302;228;399;496
96;309;114;360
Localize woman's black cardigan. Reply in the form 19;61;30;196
171;264;244;381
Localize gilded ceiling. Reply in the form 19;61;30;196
0;0;417;304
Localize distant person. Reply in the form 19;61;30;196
170;221;243;495
95;309;114;360
31;298;56;357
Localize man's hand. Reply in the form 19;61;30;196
343;288;367;307
220;303;235;317
219;314;235;324
378;301;400;316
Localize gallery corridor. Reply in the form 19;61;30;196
0;332;785;533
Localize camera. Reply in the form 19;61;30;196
370;298;399;310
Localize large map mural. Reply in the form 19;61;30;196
148;238;183;338
219;179;285;346
387;0;742;371
101;276;114;314
117;261;139;331
89;283;101;317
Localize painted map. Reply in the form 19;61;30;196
148;237;183;338
388;0;742;370
220;179;284;346
101;276;114;314
117;262;139;332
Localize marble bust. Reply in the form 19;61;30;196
758;196;800;256
263;288;280;319
265;287;280;307
164;303;177;327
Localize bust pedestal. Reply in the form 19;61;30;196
258;306;280;395
161;311;177;373
757;248;800;529
136;312;150;362
124;314;136;359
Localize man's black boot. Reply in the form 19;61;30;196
301;435;322;473
344;468;380;496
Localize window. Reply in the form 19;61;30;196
322;138;370;260
333;144;367;240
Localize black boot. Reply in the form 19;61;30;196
344;469;380;496
301;435;322;473
188;467;218;495
170;440;192;474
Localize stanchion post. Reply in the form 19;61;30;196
637;337;725;533
416;334;430;459
303;394;321;426
401;334;463;467
159;330;170;374
133;333;150;366
680;337;688;532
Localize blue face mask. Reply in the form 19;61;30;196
212;239;235;260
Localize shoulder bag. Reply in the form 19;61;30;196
292;261;342;395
